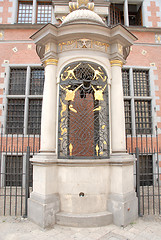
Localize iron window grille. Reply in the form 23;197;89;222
6;67;44;135
37;2;52;24
9;68;26;95
122;69;130;96
6;99;25;134
135;100;152;134
5;156;23;187
133;69;150;97
27;99;42;134
124;100;132;134
18;1;33;24
30;68;44;95
122;68;152;135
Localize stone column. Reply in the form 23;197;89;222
40;58;58;153
28;58;60;228
110;60;126;153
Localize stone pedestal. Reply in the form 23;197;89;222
107;153;138;226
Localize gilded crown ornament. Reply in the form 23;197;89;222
77;0;89;7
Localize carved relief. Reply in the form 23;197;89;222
58;39;109;53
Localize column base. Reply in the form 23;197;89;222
107;192;138;227
28;192;60;228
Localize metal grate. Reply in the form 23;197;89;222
18;1;33;24
133;69;150;96
110;4;122;26
27;99;42;134
5;156;23;187
9;68;26;95
139;155;153;186
37;2;52;24
58;61;109;159
135;100;152;134
30;68;44;95
124;100;132;134
122;69;130;96
6;99;25;134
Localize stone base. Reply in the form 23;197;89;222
56;211;113;227
28;192;60;228
107;192;138;227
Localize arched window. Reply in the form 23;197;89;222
58;61;109;159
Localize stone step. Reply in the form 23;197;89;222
56;211;113;227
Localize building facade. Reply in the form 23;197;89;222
0;0;161;227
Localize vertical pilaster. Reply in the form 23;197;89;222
110;60;126;153
40;58;58;153
32;0;37;24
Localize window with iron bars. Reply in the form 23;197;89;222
17;1;53;24
122;68;152;135
6;67;44;135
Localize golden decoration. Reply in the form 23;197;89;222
95;41;109;51
59;40;75;51
78;0;89;7
102;125;105;129
88;64;107;82
60;99;67;117
44;59;58;66
103;141;107;145
69;104;77;113
96;144;99;156
92;84;107;101
118;44;123;54
60;84;83;101
93;106;101;112
61;63;81;81
69;143;73;156
110;60;123;68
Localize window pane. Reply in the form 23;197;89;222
18;2;33;24
37;2;52;24
122;69;130;96
124;100;132;134
5;156;23;187
135;100;152;134
9;68;26;95
30;68;44;95
133;69;150;96
6;99;25;134
27;99;42;134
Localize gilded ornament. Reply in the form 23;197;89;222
96;144;99;156
88;64;107;82
77;0;89;7
61;63;81;81
69;104;77;113
60;84;83;101
69;143;73;156
92;84;107;101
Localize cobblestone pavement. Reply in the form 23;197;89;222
0;215;161;240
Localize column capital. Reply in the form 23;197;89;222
110;60;123;68
44;58;58;67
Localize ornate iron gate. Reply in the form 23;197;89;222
58;61;109;159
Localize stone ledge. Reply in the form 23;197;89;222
56;211;113;227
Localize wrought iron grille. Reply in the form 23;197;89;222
18;2;33;24
27;99;42;134
133;69;150;97
122;69;130;96
135;100;152;134
6;99;25;134
58;61;109;159
37;2;52;24
9;68;26;95
30;68;44;95
124;100;132;134
5;156;23;187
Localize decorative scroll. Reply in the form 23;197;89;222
58;61;109;159
58;39;109;53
